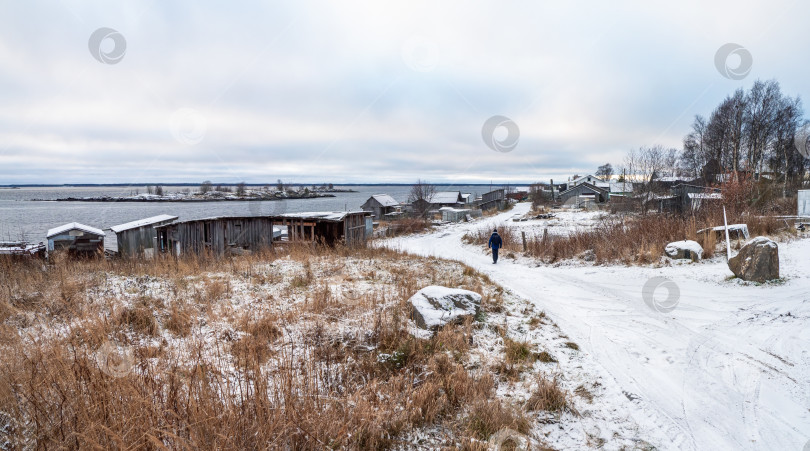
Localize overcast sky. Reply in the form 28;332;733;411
1;1;808;185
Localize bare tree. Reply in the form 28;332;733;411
625;145;672;214
155;185;164;196
236;182;247;196
595;163;614;179
408;179;437;217
200;180;212;194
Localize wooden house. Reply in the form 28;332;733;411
478;189;505;210
110;214;178;258
558;183;608;206
361;194;401;219
156;211;369;257
411;191;464;215
46;222;105;257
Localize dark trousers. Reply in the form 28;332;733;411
492;248;499;263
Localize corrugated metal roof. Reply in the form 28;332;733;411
47;222;105;238
428;191;461;204
370;194;399;207
156;211;368;228
110;214;179;233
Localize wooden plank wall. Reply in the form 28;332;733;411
162;214;369;257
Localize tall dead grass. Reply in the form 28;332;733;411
463;201;794;264
0;244;532;449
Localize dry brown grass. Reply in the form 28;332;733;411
0;244;535;449
526;375;575;415
380;217;433;237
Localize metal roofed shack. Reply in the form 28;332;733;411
110;214;179;258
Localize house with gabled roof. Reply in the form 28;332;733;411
46;222;105;256
361;194;401;219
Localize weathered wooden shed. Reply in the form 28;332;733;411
798;190;809;217
46;222;105;257
156;211;370;257
361;194;401;219
275;211;370;246
110;214;178;258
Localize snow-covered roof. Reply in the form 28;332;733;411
560;182;608;195
438;207;471;212
688;192;723;199
110;214;179;233
571;174;604;184
609;182;634;193
369;194;399;207
656;176;689;182
279;211;368;221
0;242;46;255
47;222;105;238
428;191;462;204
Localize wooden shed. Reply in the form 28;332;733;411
110;214;178;258
361;194;401;219
156;211;369;257
46;222;105;257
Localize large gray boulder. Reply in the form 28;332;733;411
728;237;779;283
665;240;703;261
409;285;481;330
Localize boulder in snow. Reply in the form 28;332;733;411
409;285;481;330
664;240;703;261
577;249;596;262
728;237;779;283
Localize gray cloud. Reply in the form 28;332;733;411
1;0;808;184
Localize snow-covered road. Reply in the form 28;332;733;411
383;203;810;450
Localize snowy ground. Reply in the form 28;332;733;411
383;202;810;451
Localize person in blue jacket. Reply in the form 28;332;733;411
488;229;503;264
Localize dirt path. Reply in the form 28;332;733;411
383;203;810;450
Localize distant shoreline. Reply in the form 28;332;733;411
1;183;519;188
38;194;337;203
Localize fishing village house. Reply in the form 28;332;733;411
361;194;401;220
46;222;105;257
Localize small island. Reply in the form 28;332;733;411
44;180;349;202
